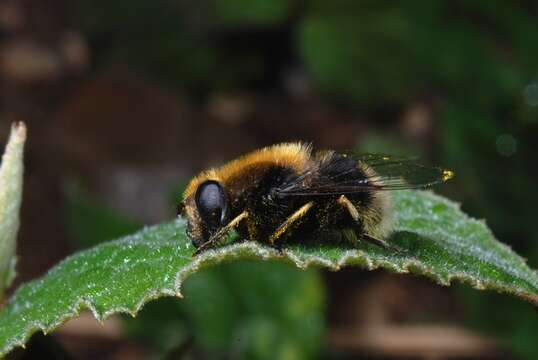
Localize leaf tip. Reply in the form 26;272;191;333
12;121;27;136
0;121;27;297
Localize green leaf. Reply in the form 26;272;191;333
0;190;537;356
0;123;26;298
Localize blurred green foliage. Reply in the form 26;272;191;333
214;0;290;26
301;1;538;104
179;261;324;359
77;0;283;92
458;287;538;360
65;185;141;249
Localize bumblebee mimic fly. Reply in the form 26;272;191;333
178;143;453;255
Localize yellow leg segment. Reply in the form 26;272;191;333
194;211;248;255
337;195;359;222
337;195;391;249
269;202;314;245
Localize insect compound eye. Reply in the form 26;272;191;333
195;180;228;231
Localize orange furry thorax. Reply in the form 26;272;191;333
183;142;312;199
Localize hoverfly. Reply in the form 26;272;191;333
178;143;453;255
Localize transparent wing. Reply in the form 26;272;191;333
354;153;453;189
275;153;453;197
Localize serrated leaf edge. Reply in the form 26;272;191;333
2;191;538;356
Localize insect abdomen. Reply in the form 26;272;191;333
316;153;391;238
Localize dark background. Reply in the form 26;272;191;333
1;1;537;359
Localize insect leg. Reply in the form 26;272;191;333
194;211;248;255
337;194;359;221
337;195;393;250
269;202;314;246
